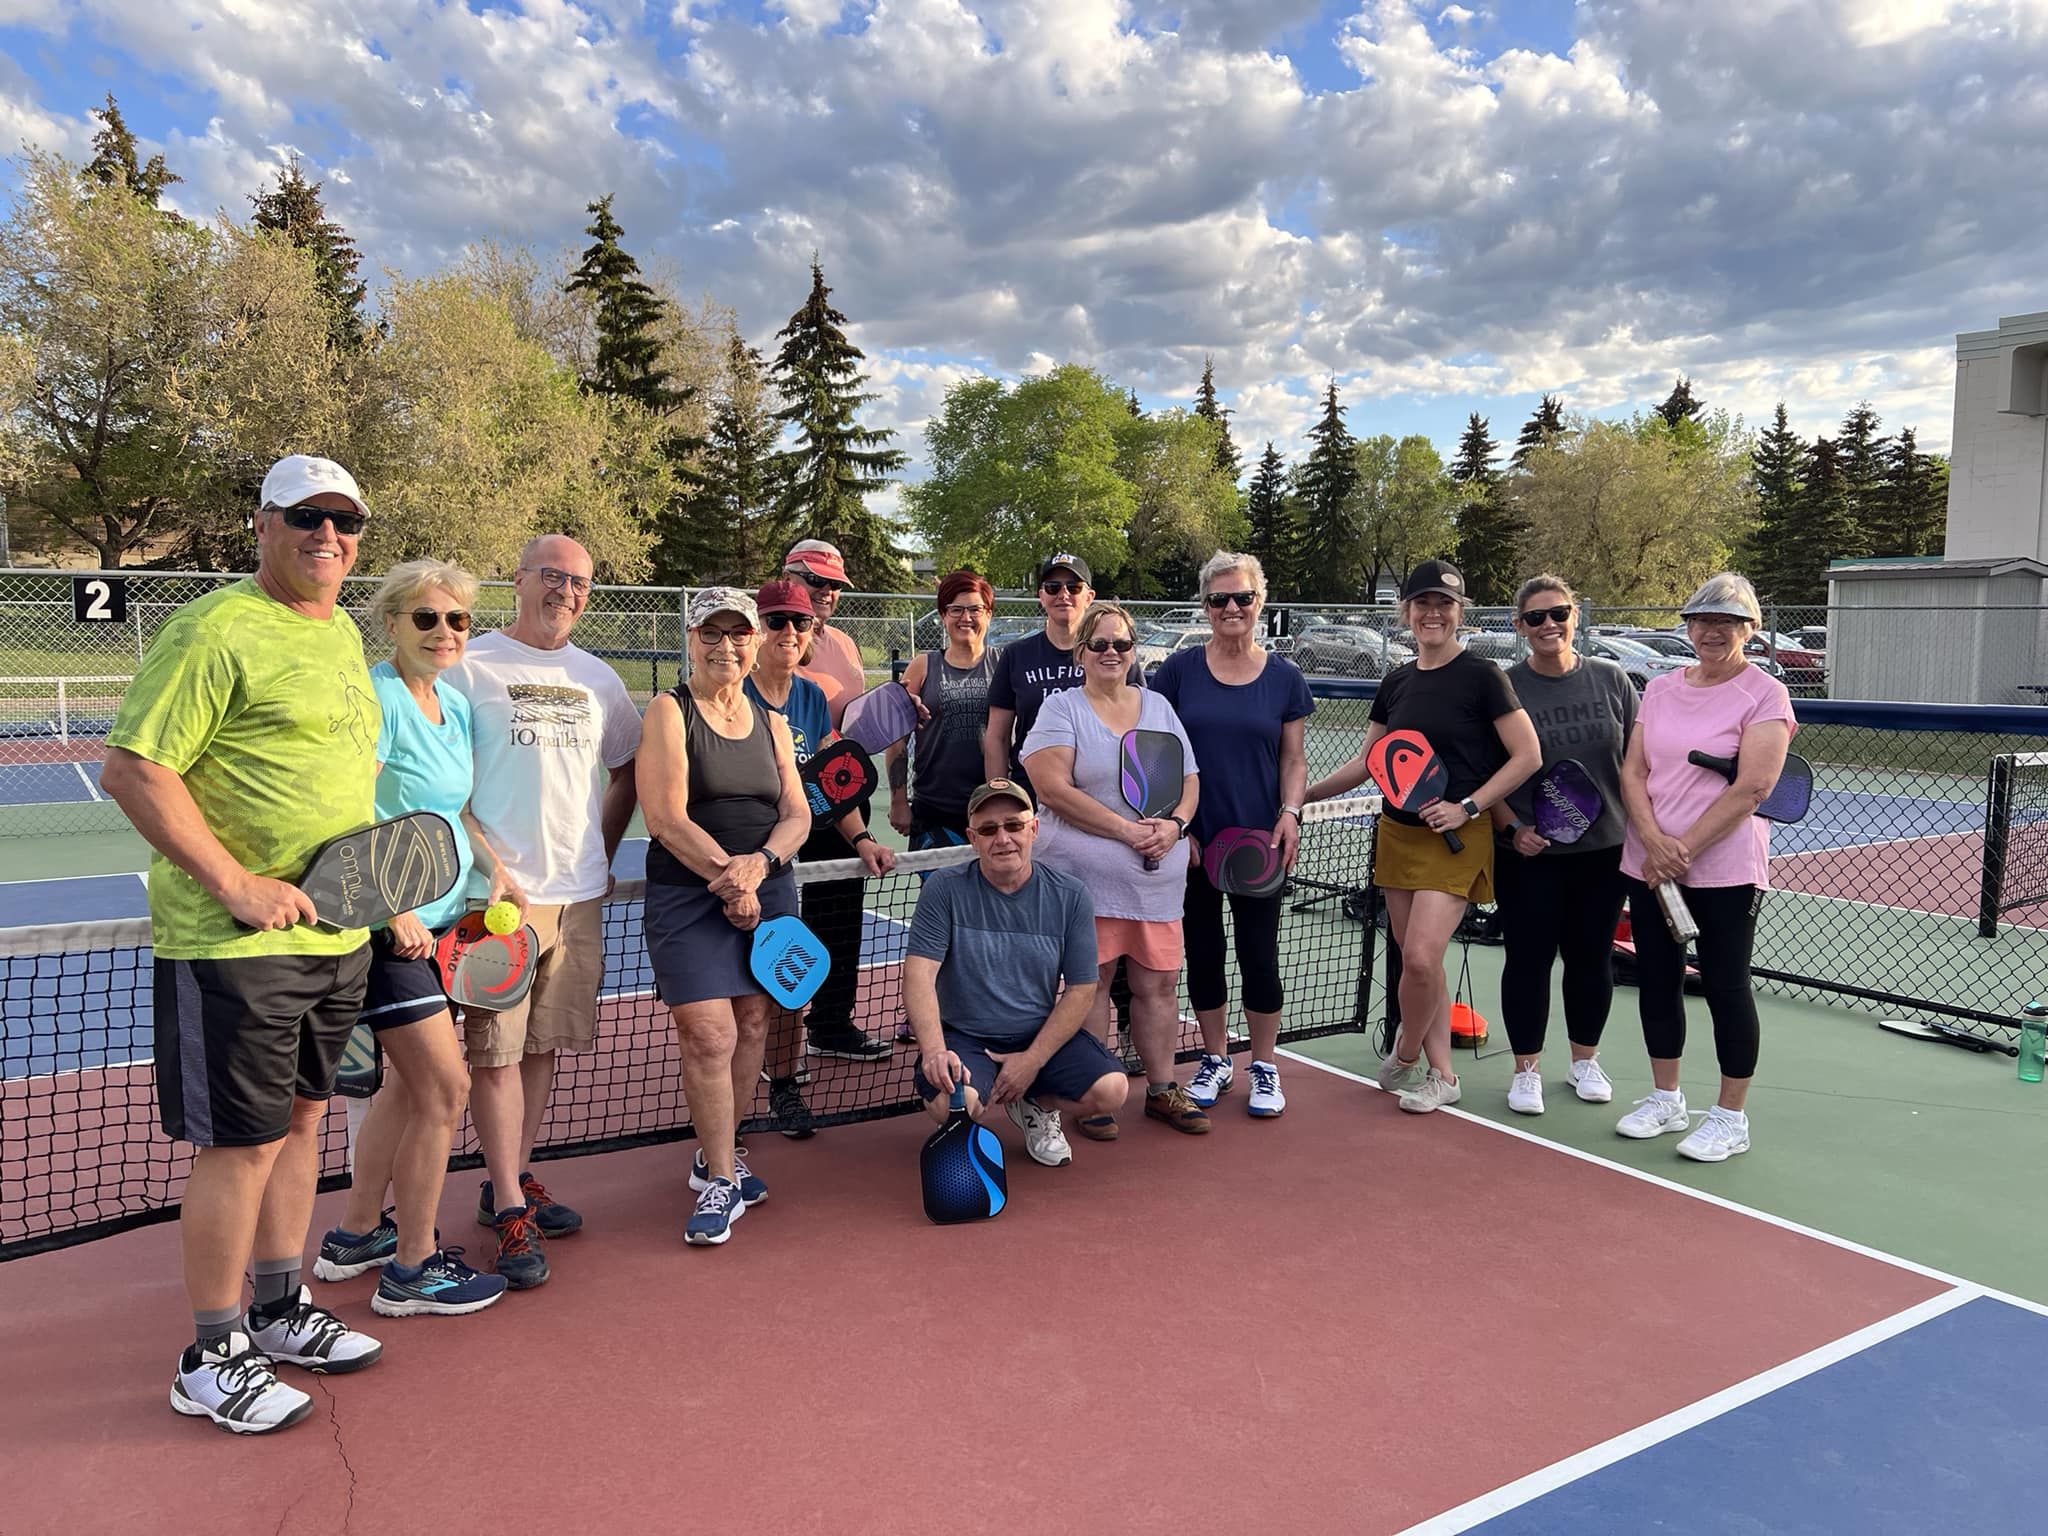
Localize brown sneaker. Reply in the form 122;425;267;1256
1074;1114;1120;1142
1144;1083;1212;1135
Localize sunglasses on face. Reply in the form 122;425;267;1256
1206;590;1256;609
1040;580;1084;596
1519;605;1572;627
764;613;814;632
696;624;756;646
276;504;367;536
409;609;471;633
1084;637;1135;654
796;572;846;593
523;566;592;595
969;816;1034;838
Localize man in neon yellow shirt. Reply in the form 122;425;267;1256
102;455;387;1435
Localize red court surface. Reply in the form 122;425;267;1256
0;1060;1944;1535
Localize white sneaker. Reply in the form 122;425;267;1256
1187;1053;1234;1107
1507;1069;1544;1115
1246;1060;1285;1118
1398;1067;1462;1114
1615;1092;1690;1139
171;1332;312;1434
1007;1098;1073;1167
1377;1051;1425;1096
1568;1057;1614;1103
1677;1106;1751;1162
244;1287;384;1374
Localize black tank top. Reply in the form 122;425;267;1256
645;686;783;886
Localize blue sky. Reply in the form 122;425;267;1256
6;0;2040;487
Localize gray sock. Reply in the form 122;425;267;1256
193;1305;241;1354
250;1257;301;1313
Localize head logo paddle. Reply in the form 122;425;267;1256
751;915;831;1009
1365;729;1462;853
921;1082;1008;1224
1531;759;1603;846
799;739;877;824
1203;827;1286;896
1118;728;1184;871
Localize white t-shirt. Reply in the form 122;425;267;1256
447;631;643;903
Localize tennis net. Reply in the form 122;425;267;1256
0;794;1379;1259
1978;751;2048;937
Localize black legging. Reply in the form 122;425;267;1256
1496;843;1625;1057
798;825;865;1034
1183;866;1285;1016
908;801;969;848
1624;878;1762;1078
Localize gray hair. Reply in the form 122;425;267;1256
1679;571;1763;626
370;559;480;635
1513;573;1578;612
1197;550;1266;602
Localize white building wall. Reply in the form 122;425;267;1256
1946;312;2048;562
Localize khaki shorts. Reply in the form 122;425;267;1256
463;897;605;1067
1373;815;1495;904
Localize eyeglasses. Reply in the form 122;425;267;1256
1686;613;1746;629
764;613;814;632
275;504;367;536
1084;637;1135;654
1518;605;1572;627
1040;580;1084;596
795;572;846;593
522;566;592;595
969;816;1034;838
409;609;471;633
695;624;757;646
943;605;987;620
1206;590;1256;609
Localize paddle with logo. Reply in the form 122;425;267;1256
1118;728;1185;873
920;1081;1008;1224
248;809;462;931
1203;826;1288;897
751;914;832;1009
799;738;877;827
1530;758;1602;846
840;683;920;755
1364;729;1464;854
1685;749;1815;824
435;911;541;1012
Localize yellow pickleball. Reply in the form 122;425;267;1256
483;901;520;936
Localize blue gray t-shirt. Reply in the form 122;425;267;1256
1502;656;1637;852
907;862;1097;1047
371;661;476;930
1152;647;1313;846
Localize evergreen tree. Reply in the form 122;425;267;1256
769;257;910;587
249;157;367;349
1512;393;1566;469
1745;402;1805;573
1835;400;1888;557
1127;388;1143;418
659;331;789;585
1293;382;1361;601
1449;412;1522;603
1655;375;1704;429
1759;436;1855;602
1193;356;1241;483
565;195;681;412
84;94;180;208
1244;441;1297;593
1876;427;1949;557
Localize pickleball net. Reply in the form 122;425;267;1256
0;794;1379;1259
1979;751;2048;937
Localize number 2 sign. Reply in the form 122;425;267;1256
72;576;127;624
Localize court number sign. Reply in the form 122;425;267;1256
72;575;128;624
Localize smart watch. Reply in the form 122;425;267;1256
1458;797;1481;820
760;848;787;878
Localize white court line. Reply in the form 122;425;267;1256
70;761;103;802
0;870;150;890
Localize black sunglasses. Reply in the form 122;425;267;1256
1206;591;1256;609
1040;579;1085;595
796;572;846;593
276;504;367;536
765;613;815;632
1084;637;1135;654
409;609;471;633
1518;605;1573;627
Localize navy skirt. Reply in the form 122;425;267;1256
643;872;798;1006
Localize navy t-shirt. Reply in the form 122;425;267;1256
1152;648;1314;845
987;630;1140;779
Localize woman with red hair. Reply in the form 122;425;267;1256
888;570;1000;851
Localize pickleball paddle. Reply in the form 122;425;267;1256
910;822;969;882
921;1081;1007;1224
435;912;540;1012
799;738;877;825
1118;728;1184;872
332;1022;381;1100
1530;759;1602;846
1365;729;1463;854
245;810;461;931
1686;749;1815;823
751;914;831;1009
1203;827;1287;896
1877;1018;2018;1057
841;683;920;755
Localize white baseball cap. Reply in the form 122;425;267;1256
260;455;369;518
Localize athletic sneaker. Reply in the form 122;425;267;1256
1397;1068;1462;1114
312;1208;398;1281
1246;1060;1285;1118
171;1333;312;1434
244;1287;383;1373
1074;1114;1120;1141
1677;1106;1751;1163
806;1021;892;1061
692;1146;768;1206
1144;1082;1212;1134
490;1206;550;1289
1616;1091;1690;1139
769;1076;816;1140
475;1174;581;1237
1006;1098;1073;1167
1377;1051;1425;1096
685;1177;746;1245
1569;1057;1615;1103
1186;1053;1234;1107
371;1248;509;1318
1508;1069;1545;1115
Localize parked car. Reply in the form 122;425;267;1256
1587;635;1687;692
1751;630;1826;690
1643;626;1787;680
1463;632;1523;671
1291;624;1414;678
1134;623;1208;675
1791;625;1829;651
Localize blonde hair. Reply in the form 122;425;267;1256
1075;601;1136;650
370;559;480;637
1513;573;1578;611
1198;551;1266;602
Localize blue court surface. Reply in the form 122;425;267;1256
0;758;107;804
1767;783;1981;856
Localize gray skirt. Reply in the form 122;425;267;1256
643;872;799;1006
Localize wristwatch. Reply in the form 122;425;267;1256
850;831;876;848
1167;814;1189;837
1281;804;1304;823
760;848;787;879
1458;797;1481;820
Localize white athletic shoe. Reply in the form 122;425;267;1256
1677;1106;1751;1163
1246;1060;1285;1118
244;1287;384;1374
171;1333;313;1434
1568;1057;1614;1103
1507;1069;1545;1115
1616;1092;1690;1139
1398;1067;1462;1114
1377;1052;1425;1096
1007;1098;1073;1167
1186;1054;1234;1107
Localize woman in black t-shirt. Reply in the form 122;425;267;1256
1309;559;1540;1115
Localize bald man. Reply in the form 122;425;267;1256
443;536;641;1287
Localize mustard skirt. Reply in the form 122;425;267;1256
1373;815;1495;903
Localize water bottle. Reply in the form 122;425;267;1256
2020;1002;2048;1084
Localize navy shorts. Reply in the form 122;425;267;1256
914;1028;1123;1106
360;926;453;1032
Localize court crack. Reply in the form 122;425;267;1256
304;1377;358;1534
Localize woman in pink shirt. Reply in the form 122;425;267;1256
1616;573;1795;1163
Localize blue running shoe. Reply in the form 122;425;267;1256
691;1146;767;1206
684;1178;746;1245
490;1207;550;1289
312;1208;398;1281
371;1247;509;1318
475;1172;581;1237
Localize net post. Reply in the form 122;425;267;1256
56;677;69;743
1979;752;2012;938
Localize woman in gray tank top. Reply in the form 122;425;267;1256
887;569;999;849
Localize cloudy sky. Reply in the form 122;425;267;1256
3;0;2041;482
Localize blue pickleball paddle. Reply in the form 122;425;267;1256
920;1081;1007;1224
750;914;831;1009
